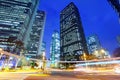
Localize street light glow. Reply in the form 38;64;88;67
43;52;45;57
95;51;98;53
101;49;105;53
0;48;3;51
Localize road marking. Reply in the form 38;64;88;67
28;74;50;76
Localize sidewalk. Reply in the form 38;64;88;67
0;69;42;73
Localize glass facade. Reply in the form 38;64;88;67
60;2;88;61
0;0;39;54
87;34;101;54
26;10;45;59
87;35;110;58
50;30;60;67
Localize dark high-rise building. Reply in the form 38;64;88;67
87;34;101;54
50;30;60;67
108;0;120;22
60;2;88;61
117;35;120;46
26;10;45;59
0;0;39;54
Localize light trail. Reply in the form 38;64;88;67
1;50;120;67
75;60;120;67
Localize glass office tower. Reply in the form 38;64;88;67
50;30;60;67
87;34;101;54
26;10;45;59
60;2;88;61
0;0;39;54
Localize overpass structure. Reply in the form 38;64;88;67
0;48;120;69
0;49;43;69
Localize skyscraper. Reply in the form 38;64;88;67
108;0;120;22
60;2;88;61
0;0;39;54
26;10;46;59
87;34;110;59
87;34;101;54
117;35;120;46
50;30;60;67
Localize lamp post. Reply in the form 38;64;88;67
100;49;105;59
83;53;86;61
83;53;87;68
0;48;3;59
42;52;46;71
94;50;98;58
0;48;3;51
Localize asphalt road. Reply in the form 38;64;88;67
0;71;120;80
25;71;120;80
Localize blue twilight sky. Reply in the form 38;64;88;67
38;0;120;59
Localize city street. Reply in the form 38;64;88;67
0;0;120;80
25;71;120;80
0;70;120;80
0;71;49;80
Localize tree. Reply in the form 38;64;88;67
15;40;24;49
30;61;38;69
6;37;17;52
15;40;25;55
18;57;30;67
6;37;25;55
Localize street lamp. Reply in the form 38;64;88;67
100;49;105;58
83;53;88;68
42;52;45;60
95;50;98;53
101;49;105;53
0;48;3;59
42;52;46;71
94;50;98;57
20;49;24;56
83;53;86;61
0;48;3;51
